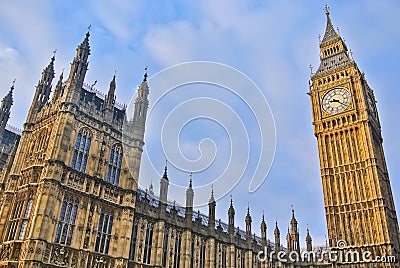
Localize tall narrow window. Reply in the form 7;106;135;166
240;251;245;268
7;199;25;241
190;238;194;268
162;229;169;267
174;234;181;268
71;129;91;173
106;144;123;186
95;211;114;254
6;194;34;242
129;222;138;261
222;246;227;268
54;197;79;245
143;224;153;264
200;240;206;268
18;196;33;240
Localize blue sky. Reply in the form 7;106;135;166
1;1;400;247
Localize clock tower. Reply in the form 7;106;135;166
309;7;400;263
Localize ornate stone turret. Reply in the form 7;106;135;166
261;211;267;246
64;29;91;103
185;174;194;224
245;205;252;241
132;68;149;142
51;71;64;104
274;220;280;252
228;195;235;236
27;54;55;122
159;162;169;205
208;186;216;232
104;74;116;121
287;208;300;253
0;82;14;141
306;227;313;251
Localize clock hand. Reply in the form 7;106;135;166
330;99;345;105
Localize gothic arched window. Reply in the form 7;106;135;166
6;193;34;241
71;129;92;173
162;228;169;267
174;233;181;268
106;144;123;186
129;221;138;261
54;196;79;246
95;210;114;254
143;223;153;264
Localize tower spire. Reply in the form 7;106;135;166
321;5;339;44
64;28;91;103
208;184;216;231
245;204;252;241
51;71;64;104
27;54;55;122
0;82;14;141
132;67;150;141
228;194;235;235
185;173;194;224
306;226;313;251
274;220;281;251
261;210;267;245
104;73;116;120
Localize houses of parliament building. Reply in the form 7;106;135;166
0;7;399;268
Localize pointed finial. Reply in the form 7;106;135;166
318;34;321;43
52;49;57;58
189;173;193;187
337;27;340;35
309;64;313;75
349;49;353;60
144;66;148;81
325;4;330;15
162;159;168;180
230;193;233;206
211;184;214;197
11;79;16;89
262;209;265;220
114;70;117;77
88;24;92;32
291;204;294;215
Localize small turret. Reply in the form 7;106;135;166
185;173;194;224
64;28;91;103
261;211;267;246
245;205;252;241
51;71;64;104
159;162;169;205
104;74;116;121
274;220;281;252
228;195;235;236
0;82;14;141
27;54;55;122
306;227;313;251
208;185;216;231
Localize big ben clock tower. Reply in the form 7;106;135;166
309;6;400;263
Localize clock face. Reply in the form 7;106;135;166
322;88;351;114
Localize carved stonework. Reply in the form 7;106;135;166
93;256;106;268
50;246;69;266
0;243;11;261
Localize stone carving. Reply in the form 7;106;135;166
93;256;106;268
50;246;69;266
0;243;11;261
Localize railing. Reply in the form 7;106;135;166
82;82;126;110
5;124;22;135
